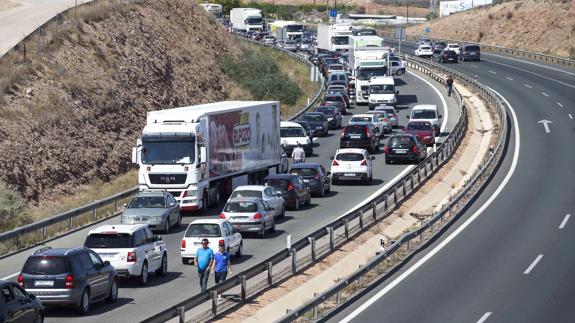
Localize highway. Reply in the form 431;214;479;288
0;68;460;322
330;40;575;323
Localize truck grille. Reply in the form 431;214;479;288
361;86;369;91
149;174;187;185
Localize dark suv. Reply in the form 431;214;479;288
289;163;331;197
0;280;44;323
384;133;427;164
460;44;481;61
439;49;459;63
340;123;379;153
263;174;311;210
19;247;118;314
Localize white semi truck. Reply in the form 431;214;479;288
348;36;391;105
317;22;353;52
269;21;304;39
200;3;223;20
132;101;282;213
230;8;263;32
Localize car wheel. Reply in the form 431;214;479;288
138;262;148;286
259;224;266;238
182;257;191;265
156;254;168;276
294;197;300;210
396;69;405;76
270;219;276;233
235;243;243;258
306;194;311;206
106;279;118;303
163;220;170;234
77;289;90;315
176;213;182;227
320;185;325;197
281;206;286;218
326;183;331;193
35;312;44;323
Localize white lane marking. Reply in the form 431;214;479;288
342;70;448;216
1;272;19;280
559;214;571;229
482;53;575;76
537;119;552;133
505;76;514;81
484;58;575;89
340;87;520;323
523;84;533;88
477;312;493;323
471;65;478;68
541;92;549;97
489;70;496;74
557;102;563;108
523;254;543;274
569;114;573;119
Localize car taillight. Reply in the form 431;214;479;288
383;118;388;122
127;251;137;263
219;213;226;219
412;146;418;153
332;160;339;166
17;274;23;287
287;183;294;191
254;213;262;219
181;240;186;249
365;127;371;138
384;146;389;154
341;128;346;138
360;159;367;166
315;174;320;180
65;274;74;289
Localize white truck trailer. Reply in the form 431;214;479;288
132;101;282;213
317;22;353;52
230;8;263;32
269;21;304;39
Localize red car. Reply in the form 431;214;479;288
404;121;435;146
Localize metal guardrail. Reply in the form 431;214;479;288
142;55;470;323
276;55;510;322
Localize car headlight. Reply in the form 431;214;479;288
150;216;163;222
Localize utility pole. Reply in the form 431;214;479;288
406;4;409;26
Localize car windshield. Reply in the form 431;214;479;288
350;116;372;123
128;196;167;208
230;190;262;198
85;233;132;248
465;45;480;51
336;153;364;161
246;17;262;25
185;224;222;237
407;122;432;131
412;110;436;119
329;65;344;71
142;136;195;165
357;68;387;80
264;179;290;189
332;36;349;45
302;114;326;122
324;96;343;102
290;168;317;176
22;257;68;275
281;127;306;137
224;201;258;213
345;125;366;134
390;137;415;147
420;46;431;50
448;44;459;48
370;84;395;94
286;25;303;32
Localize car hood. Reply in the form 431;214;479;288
304;120;326;127
122;208;167;217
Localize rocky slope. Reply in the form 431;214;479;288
0;0;241;203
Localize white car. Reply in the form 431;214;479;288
408;104;442;136
85;224;168;285
180;219;242;265
348;114;385;138
330;148;375;184
415;45;434;58
230;185;286;218
280;121;313;155
446;43;460;55
263;35;275;46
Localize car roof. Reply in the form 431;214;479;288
189;218;227;225
335;148;367;154
134;191;169;197
31;247;86;257
290;163;321;169
391;133;417;139
346;121;372;126
234;185;268;192
227;197;262;203
303;112;324;116
281;121;304;128
350;114;374;118
89;224;148;235
265;173;299;180
412;104;438;111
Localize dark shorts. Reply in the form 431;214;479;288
214;271;228;284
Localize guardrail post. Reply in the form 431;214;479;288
407;239;411;251
358;265;363;287
335;278;341;304
359;211;363;230
69;217;73;230
344;219;349;239
177;306;185;323
312;293;318;319
267;261;273;286
42;226;47;239
92;208;97;221
291;249;297;274
240;275;246;301
308;237;316;262
114;200;117;211
211;290;217;316
328;227;334;250
372;201;377;220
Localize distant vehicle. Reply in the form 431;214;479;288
322;93;348;114
315;106;342;129
328;72;349;87
317;22;353;52
121;191;181;233
230;8;263;32
199;3;223;19
230;185;286;219
180;219;242;264
418;37;432;45
328;63;345;74
300;112;329;137
326;85;351;108
296;38;313;51
280;121;313;155
219;197;276;238
368;76;398;110
433;41;447;53
460;44;481;61
282;40;298;51
263;174;311;210
365;110;392;134
404;121;435;146
446;43;461;55
384;133;427;164
374;105;398;128
340;123;379;153
0;280;44;322
348;114;386;137
415;45;434;58
85;224;167;285
263;35;276;46
19;247;118;314
408;104;442;135
439;49;459;63
289;163;331;197
330;148;375;184
352;27;377;36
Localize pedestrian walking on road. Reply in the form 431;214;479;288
212;243;232;286
291;142;306;164
446;75;454;97
195;238;214;292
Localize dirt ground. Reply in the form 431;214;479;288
0;0;20;11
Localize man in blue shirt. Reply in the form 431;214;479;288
194;238;214;292
212;243;232;285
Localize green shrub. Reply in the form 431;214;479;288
0;181;32;233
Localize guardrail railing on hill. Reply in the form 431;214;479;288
276;54;509;322
142;55;470;323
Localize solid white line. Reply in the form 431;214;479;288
477;312;493;323
471;65;478;68
1;272;19;280
482;53;575;76
559;214;571;229
523;254;543;274
557;102;563;108
340;87;520;323
541;92;549;97
569;114;573;119
523;84;533;88
489;70;496;74
505;76;513;81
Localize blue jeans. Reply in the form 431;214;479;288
447;85;453;96
214;271;228;284
198;268;210;292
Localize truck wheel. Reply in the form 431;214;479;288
396;69;405;76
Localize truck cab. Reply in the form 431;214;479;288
368;76;398;110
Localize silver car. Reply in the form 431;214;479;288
375;105;399;128
366;110;391;134
220;197;276;238
121;191;181;233
282;40;298;51
229;185;286;219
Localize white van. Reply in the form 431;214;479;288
408;104;442;135
368;76;398;110
280;121;313;155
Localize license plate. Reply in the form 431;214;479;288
303;179;309;182
395;149;407;154
193;242;202;245
344;173;355;177
350;135;361;139
100;254;114;259
34;280;54;287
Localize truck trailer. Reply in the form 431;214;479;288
132;101;282;213
317;22;353;52
348;36;391;105
230;8;263;32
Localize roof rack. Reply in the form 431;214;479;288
32;246;52;255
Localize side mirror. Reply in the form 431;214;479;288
170;203;175;207
103;260;111;267
123;203;128;208
327;171;331;176
438;114;443;119
277;192;282;197
131;147;138;164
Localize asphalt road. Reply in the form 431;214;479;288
0;69;461;322
330;40;575;323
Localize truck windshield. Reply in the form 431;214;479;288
370;84;395;94
142;137;195;165
332;36;349;45
286;25;303;32
357;67;387;80
246;17;262;25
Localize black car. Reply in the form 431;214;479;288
340;123;379;153
0;280;44;323
300;112;329;137
460;44;481;61
315;106;342;129
19;247;118;314
289;163;331;197
384;133;427;164
263;174;311;210
439;50;459;63
433;41;447;53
